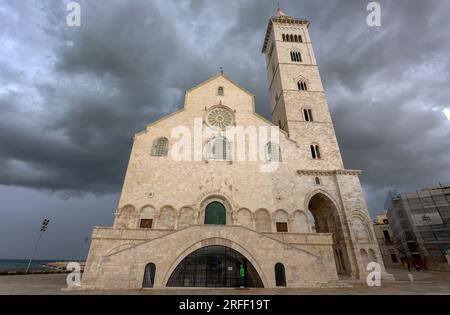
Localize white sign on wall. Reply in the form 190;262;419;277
411;212;443;226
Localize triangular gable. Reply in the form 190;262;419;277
186;73;255;98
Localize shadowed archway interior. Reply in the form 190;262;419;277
166;245;264;288
308;193;352;275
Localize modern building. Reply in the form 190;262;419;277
80;9;387;290
386;184;450;272
373;214;401;268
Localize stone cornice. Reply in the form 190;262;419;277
297;169;362;176
262;16;310;53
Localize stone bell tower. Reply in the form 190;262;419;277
262;9;344;170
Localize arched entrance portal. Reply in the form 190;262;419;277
204;202;226;225
308;193;352;275
166;245;264;288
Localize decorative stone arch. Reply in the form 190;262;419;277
178;206;195;229
114;204;138;229
236;208;253;229
274;209;289;232
161;237;269;288
304;189;343;218
351;214;373;244
274;209;289;221
368;248;378;263
290;210;311;233
255;208;271;232
293;75;309;90
140;205;155;218
360;248;369;266
195;190;238;210
199;195;233;225
140;204;155;213
351;210;371;224
158;205;176;229
119;204;137;215
139;205;156;229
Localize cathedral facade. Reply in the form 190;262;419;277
81;10;386;290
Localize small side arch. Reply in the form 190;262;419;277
158;206;176;229
255;209;271;232
236;208;253;229
142;263;156;288
275;263;286;287
368;249;378;263
290;210;310;233
178;207;195;229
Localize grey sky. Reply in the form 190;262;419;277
0;0;449;259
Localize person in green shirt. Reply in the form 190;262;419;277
239;263;245;288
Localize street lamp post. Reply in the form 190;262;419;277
25;219;50;274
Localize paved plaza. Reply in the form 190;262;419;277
0;268;449;295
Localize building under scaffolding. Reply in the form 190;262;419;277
386;183;450;271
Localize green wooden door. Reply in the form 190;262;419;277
204;202;226;225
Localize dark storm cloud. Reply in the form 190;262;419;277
0;0;449;216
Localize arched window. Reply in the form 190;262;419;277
310;144;321;159
314;177;321;185
282;34;286;41
152;137;169;157
297;81;307;91
294;35;298;42
143;263;156;288
266;142;281;162
208;136;231;160
275;263;286;287
315;145;321;159
218;86;224;96
303;109;313;122
278;120;282;129
204;202;226;225
298;35;303;43
290;34;294;42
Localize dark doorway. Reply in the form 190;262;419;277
142;263;156;288
383;230;391;242
308;193;352;275
275;263;286;287
167;245;264;288
204;202;226;225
